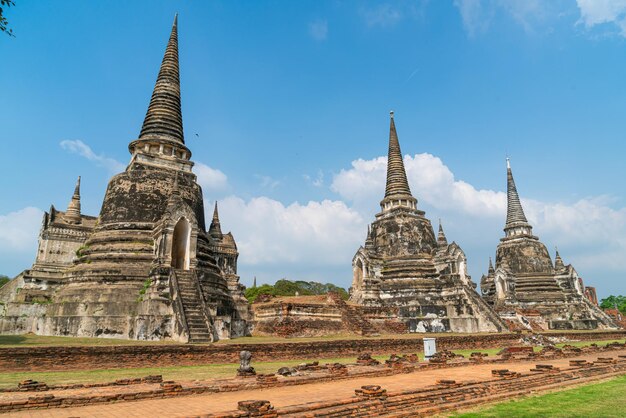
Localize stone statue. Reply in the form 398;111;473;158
237;350;256;376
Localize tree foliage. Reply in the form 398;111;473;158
0;275;10;289
245;279;349;303
0;0;15;37
600;295;626;313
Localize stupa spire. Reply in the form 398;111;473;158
380;112;417;211
138;14;184;144
437;219;448;247
554;247;565;270
365;224;374;247
488;257;495;274
65;176;82;224
209;201;223;239
504;158;532;237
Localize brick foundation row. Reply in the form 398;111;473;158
1;330;624;372
0;343;623;413
202;357;626;417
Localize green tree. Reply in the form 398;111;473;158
244;284;275;303
0;0;15;37
0;275;10;288
244;279;349;302
599;295;626;313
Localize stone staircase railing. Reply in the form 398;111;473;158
169;269;190;342
172;269;215;343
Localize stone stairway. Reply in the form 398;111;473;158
173;269;212;343
463;286;509;332
328;292;378;336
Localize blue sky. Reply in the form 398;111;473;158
1;1;626;298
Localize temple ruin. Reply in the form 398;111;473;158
348;112;507;333
480;160;616;331
0;15;250;342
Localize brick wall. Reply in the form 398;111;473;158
1;330;624;372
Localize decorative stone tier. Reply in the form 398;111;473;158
496;237;555;276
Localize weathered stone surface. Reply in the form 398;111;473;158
0;15;250;343
480;160;617;332
349;113;507;334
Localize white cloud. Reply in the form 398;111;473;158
0;207;43;252
524;196;626;271
453;0;555;36
454;0;493;37
499;0;547;33
0;207;44;277
362;4;403;27
303;170;324;187
332;153;505;217
331;153;626;287
309;19;328;41
576;0;626;35
60;140;125;173
216;196;365;266
194;162;228;192
255;174;280;190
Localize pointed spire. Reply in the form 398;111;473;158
488;257;495;274
380;112;417;211
138;14;184;144
504;158;532;237
554;247;565;270
365;224;374;247
437;219;448;247
253;276;257;288
209;201;223;240
65;176;82;224
384;111;412;199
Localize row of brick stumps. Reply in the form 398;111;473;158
207;356;626;417
1;346;625;413
0;375;163;393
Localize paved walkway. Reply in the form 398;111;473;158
5;350;625;418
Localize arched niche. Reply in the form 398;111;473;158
495;276;506;300
353;258;365;289
171;217;191;270
457;254;466;283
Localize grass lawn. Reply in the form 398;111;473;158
1;339;623;389
0;355;391;388
449;374;626;418
2;331;622;347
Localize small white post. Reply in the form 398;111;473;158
423;338;437;361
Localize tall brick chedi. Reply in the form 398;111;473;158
480;160;616;331
350;112;506;333
0;16;250;342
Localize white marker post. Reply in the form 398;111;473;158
423;338;437;361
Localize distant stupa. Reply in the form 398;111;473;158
480;159;616;330
350;112;506;333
